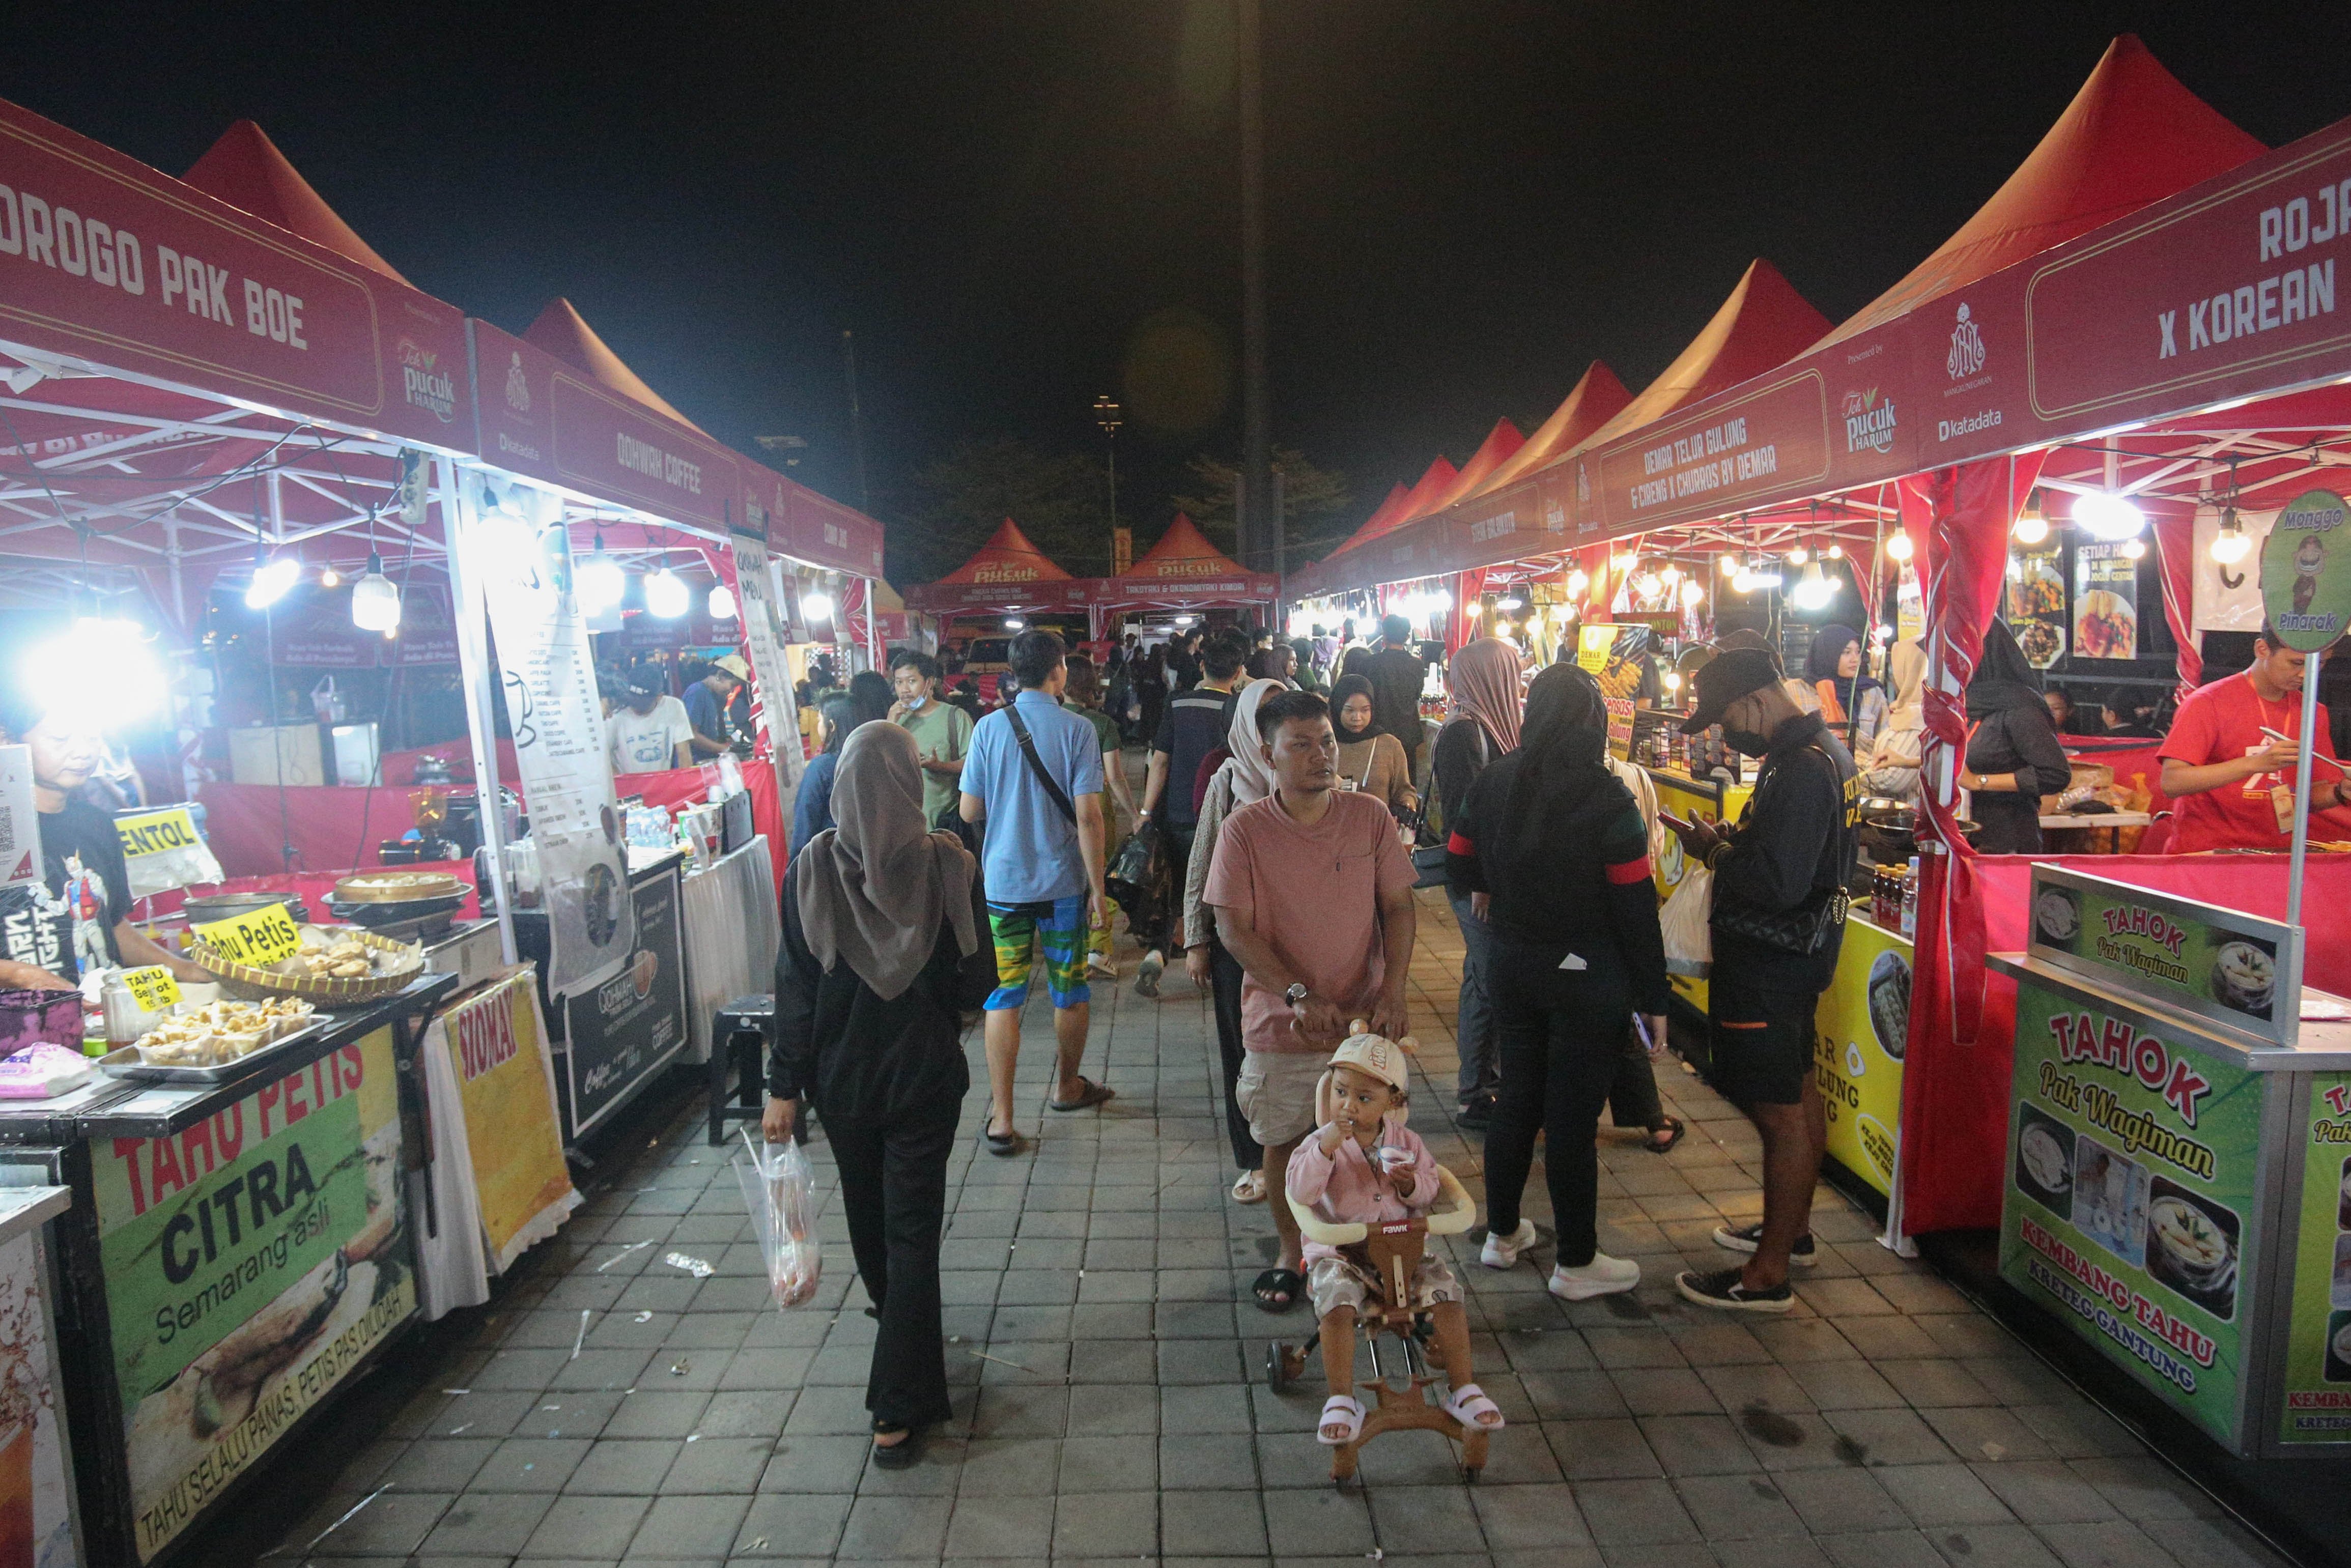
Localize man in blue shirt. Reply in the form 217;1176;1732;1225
684;654;749;757
959;630;1113;1153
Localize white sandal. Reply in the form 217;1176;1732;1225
1316;1394;1366;1446
1441;1383;1505;1431
1231;1170;1267;1204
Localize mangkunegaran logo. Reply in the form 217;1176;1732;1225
1948;303;1986;380
505;351;531;414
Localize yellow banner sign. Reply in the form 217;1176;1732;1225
114;806;202;859
121;965;181;1012
192;903;300;967
445;970;577;1270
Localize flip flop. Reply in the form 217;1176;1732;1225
871;1419;926;1469
1231;1170;1267;1204
1252;1267;1304;1314
1644;1116;1686;1155
982;1125;1025;1157
1049;1077;1116;1113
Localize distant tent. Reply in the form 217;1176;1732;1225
1414;418;1525;519
1329;455;1458;557
1120;513;1249;580
183;120;408;283
1326;481;1411;559
525;298;709;433
934;518;1074;585
1572;261;1830;455
1468;362;1631;499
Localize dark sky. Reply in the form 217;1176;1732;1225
11;3;2351;572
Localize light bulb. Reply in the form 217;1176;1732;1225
1004;617;1026;631
709;585;738;620
2121;537;2146;560
351;552;401;632
803;592;835;621
1681;579;1704;608
1826;544;1845;560
2012;512;2050;546
2210;509;2252;564
1660;564;1682;584
579;549;625;612
1732;570;1758;594
646;568;690;618
245;556;300;609
2073;490;2146;541
1566;569;1590;595
1496;595;1524;611
1720;553;1741;574
1787;547;1809;566
1792;561;1834;609
1663;671;1683;692
26;619;165;726
1634;573;1662;600
1877;623;1896;641
319;565;343;589
1886;533;1915;563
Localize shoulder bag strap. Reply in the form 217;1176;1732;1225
1004;706;1079;826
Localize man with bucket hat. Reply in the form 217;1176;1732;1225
1657;643;1858;1311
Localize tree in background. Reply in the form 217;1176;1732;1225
891;436;1112;585
1168;446;1349;560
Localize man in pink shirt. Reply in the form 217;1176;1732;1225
1206;689;1417;1313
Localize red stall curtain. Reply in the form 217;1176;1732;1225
2150;504;2203;699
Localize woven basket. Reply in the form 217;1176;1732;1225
190;924;427;1003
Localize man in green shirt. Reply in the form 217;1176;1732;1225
891;652;973;825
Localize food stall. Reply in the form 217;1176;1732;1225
902;518;1088;685
1072;512;1281;644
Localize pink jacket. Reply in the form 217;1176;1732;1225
1286;1115;1440;1268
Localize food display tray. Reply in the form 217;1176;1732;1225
96;1012;337;1085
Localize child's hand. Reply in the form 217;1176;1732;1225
1383;1149;1419;1194
1316;1123;1349;1157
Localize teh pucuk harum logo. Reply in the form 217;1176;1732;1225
1842;388;1897;456
398;339;457;423
1947;302;1986;381
505;351;531;414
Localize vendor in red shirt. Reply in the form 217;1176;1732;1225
2159;623;2351;852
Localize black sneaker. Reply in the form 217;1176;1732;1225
1711;1222;1817;1266
1675;1265;1793;1313
1456;1096;1495;1131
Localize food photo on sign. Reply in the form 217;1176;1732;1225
2006;545;2067;668
2072;541;2140;660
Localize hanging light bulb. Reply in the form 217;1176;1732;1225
245;555;301;609
2210;503;2252;564
803;591;836;622
2013;488;2050;547
579;533;625;612
27;615;167;727
319;565;343;589
1885;532;1915;563
709;584;739;620
1662;671;1683;693
1496;595;1524;611
1003;616;1026;631
2121;537;2147;560
1825;544;1845;560
2073;490;2146;541
1732;568;1758;594
350;551;402;632
1565;568;1590;595
645;566;690;618
1660;563;1682;584
1680;578;1704;608
1786;547;1809;566
1792;560;1834;609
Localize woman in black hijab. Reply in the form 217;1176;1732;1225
1446;664;1670;1299
1961;619;2074;853
1330;672;1415;818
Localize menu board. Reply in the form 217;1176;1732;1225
2025;865;2303;1048
2278;1073;2351;1445
2000;977;2265;1449
460;478;633;1000
96;1028;412;1561
561;866;689;1137
2072;541;2140;660
1576;623;1650;702
1604;698;1636;762
726;529;804;789
2006;546;2067;668
1812;917;1911;1196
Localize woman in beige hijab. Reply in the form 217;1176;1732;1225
1862;639;1929;801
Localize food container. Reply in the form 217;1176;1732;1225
187;924;426;1003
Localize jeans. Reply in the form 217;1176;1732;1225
1449;891;1499;1104
826;1102;959;1428
1209;933;1262;1172
1482;940;1632;1268
1608;1029;1667;1131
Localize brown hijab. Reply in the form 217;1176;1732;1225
795;721;978;1000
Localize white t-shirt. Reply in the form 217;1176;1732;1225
609;695;693;774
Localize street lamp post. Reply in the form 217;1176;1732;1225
1093;395;1124;574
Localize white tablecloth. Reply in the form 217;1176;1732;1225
681;835;780;1063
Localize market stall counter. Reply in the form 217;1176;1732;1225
1991;864;2351;1460
13;973;455;1565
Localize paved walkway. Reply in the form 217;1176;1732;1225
269;891;2294;1567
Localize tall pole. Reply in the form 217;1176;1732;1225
1238;0;1271;575
842;329;871;514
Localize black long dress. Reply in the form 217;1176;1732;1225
771;866;994;1428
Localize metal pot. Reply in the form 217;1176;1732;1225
180;891;311;926
1857;797;1980;863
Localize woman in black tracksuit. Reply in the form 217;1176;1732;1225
1446;663;1671;1299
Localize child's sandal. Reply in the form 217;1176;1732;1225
1441;1383;1505;1430
1316;1394;1366;1446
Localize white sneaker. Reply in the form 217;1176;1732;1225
1480;1218;1538;1270
1086;953;1117;980
1549;1253;1641;1300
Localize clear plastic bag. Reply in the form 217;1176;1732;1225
1660;865;1713;979
735;1127;822;1308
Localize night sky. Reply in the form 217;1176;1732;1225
10;3;2351;576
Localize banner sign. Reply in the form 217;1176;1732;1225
459;475;633;1000
2000;977;2264;1450
2259;488;2351;652
2279;1074;2351;1445
2007;545;2068;668
443;969;578;1271
728;529;805;787
2072;542;2141;659
114;804;222;899
561;866;688;1138
0;100;471;451
97;1027;413;1561
1813;917;1911;1196
190;903;300;967
739;454;886;578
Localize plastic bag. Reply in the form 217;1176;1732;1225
1660;865;1713;978
735;1127;822;1308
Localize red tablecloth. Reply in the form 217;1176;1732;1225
1900;852;2351;1235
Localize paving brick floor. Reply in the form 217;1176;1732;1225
268;888;2296;1567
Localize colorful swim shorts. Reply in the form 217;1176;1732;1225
985;896;1091;1011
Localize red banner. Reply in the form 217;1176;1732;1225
0;99;471;448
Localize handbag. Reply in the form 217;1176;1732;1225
1711;883;1850;957
1106;817;1160;915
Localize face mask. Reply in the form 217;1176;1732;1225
1723;727;1773;758
902;693;927;711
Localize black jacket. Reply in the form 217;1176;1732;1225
1431;717;1492;833
769;864;995;1124
1366;645;1428;753
1710;712;1859;993
1965;708;2072;854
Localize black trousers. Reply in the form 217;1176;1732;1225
1150;828;1195;954
1482;940;1632;1268
825;1103;959;1428
1209;932;1262;1172
1608;1030;1666;1132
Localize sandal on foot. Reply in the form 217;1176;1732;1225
981;1124;1025;1157
871;1419;926;1469
1440;1383;1505;1431
1252;1267;1304;1314
1049;1076;1116;1113
1644;1116;1686;1154
1231;1169;1267;1204
1316;1393;1366;1446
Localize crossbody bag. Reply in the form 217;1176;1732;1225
1708;740;1851;956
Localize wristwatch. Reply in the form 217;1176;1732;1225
1283;982;1310;1007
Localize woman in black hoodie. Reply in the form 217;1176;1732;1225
1961;619;2074;853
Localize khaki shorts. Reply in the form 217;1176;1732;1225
1307;1250;1463;1320
1235;1049;1326;1147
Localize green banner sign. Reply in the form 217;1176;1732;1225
2260;488;2351;653
2279;1073;2351;1445
2029;867;2296;1046
2000;975;2268;1449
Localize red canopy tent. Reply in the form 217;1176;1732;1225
1326;454;1458;557
1072;512;1279;638
901;517;1083;617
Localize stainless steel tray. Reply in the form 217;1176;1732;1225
98;1013;337;1085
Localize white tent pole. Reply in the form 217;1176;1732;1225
441;457;519;966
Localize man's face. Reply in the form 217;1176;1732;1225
892;665;929;705
627;690;659;715
26;720;99;790
2255;640;2312;693
1261;715;1338;794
